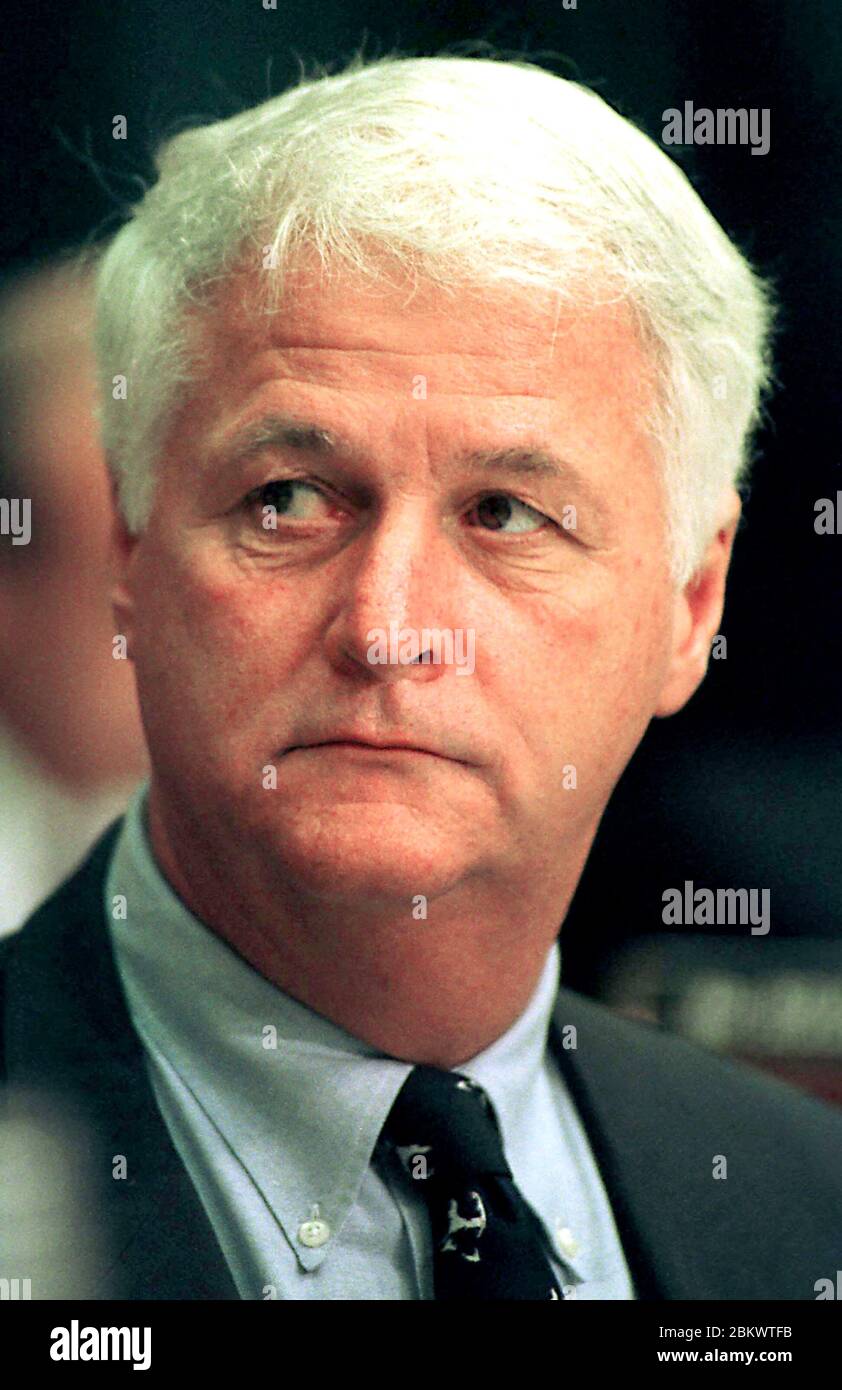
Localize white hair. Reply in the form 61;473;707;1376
94;50;776;588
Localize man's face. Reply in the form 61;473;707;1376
114;256;711;909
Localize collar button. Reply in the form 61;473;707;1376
298;1204;331;1248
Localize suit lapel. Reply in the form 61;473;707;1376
4;823;239;1299
547;985;798;1301
547;989;691;1299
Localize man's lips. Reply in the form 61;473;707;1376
295;740;445;758
287;735;470;763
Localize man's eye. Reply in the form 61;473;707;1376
246;479;330;522
240;483;551;536
468;493;551;535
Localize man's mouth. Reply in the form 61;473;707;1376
295;739;445;758
286;729;475;764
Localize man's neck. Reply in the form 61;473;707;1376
144;789;592;1068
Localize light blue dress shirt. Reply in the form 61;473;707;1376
105;784;636;1300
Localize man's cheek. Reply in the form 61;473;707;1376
182;610;289;731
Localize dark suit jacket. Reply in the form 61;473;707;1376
2;821;841;1300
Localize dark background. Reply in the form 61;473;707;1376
1;0;839;1000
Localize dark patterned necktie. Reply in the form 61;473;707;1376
378;1064;566;1300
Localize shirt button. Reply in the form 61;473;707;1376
556;1226;579;1259
298;1204;331;1248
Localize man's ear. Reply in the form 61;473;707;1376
109;473;141;662
653;486;742;719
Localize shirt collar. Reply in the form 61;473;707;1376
106;782;571;1276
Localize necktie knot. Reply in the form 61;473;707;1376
380;1065;511;1183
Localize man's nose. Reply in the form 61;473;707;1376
324;505;464;683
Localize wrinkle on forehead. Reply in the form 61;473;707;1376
186;251;658;417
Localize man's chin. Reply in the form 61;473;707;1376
256;803;471;907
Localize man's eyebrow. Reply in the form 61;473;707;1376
215;414;612;522
219;415;342;462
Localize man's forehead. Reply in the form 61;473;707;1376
193;258;656;407
204;261;558;354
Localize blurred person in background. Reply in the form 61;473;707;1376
0;255;147;937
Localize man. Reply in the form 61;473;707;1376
2;52;840;1301
0;258;147;938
